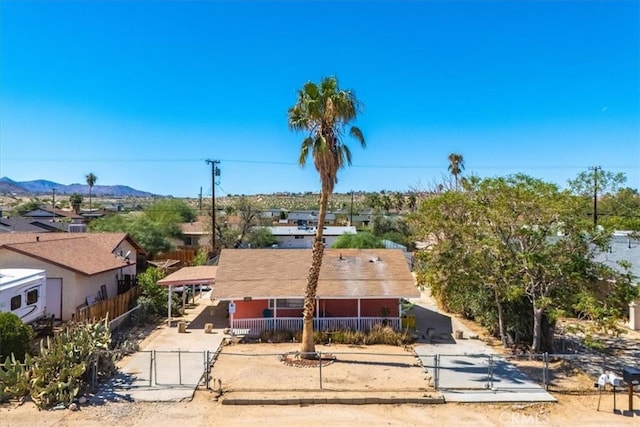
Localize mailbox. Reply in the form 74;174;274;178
622;367;640;385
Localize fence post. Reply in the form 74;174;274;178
488;355;494;390
178;349;182;385
205;350;210;389
153;350;158;386
434;354;439;390
543;352;549;391
149;350;158;387
318;351;323;390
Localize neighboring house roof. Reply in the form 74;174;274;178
288;211;336;221
157;265;217;286
181;219;208;235
22;207;83;220
0;217;53;233
0;232;146;275
213;248;419;300
266;226;356;236
593;232;640;282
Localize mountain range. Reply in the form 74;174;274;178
0;177;154;197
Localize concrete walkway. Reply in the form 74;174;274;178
408;291;556;403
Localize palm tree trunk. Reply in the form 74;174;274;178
300;187;329;358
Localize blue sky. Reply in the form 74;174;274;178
1;0;638;197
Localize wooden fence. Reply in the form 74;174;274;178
153;248;197;265
73;286;142;323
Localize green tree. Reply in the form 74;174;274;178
447;153;465;190
89;213;173;257
393;192;405;212
411;174;616;352
597;187;640;231
15;200;41;216
568;168;627;229
85;172;97;210
247;227;278;248
332;232;384;249
146;199;197;225
69;193;83;214
0;312;33;362
288;76;365;357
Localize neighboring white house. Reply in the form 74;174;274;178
0;233;143;321
265;226;357;249
593;231;640;330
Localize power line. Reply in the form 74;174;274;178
3;156;637;170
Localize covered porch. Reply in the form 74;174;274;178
225;297;403;334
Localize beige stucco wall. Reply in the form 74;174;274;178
630;300;640;331
0;249;136;321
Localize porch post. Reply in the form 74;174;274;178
167;285;172;327
357;299;361;331
273;299;277;329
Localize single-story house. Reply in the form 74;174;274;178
0;232;144;321
0;217;56;233
266;225;357;249
20;207;86;232
180;217;210;247
212;248;419;334
287;210;337;227
593;231;640;330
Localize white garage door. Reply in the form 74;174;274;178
46;278;62;320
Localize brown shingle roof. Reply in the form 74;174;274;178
157;266;217;286
0;232;142;275
213;249;419;300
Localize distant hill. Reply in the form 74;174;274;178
0;177;154;197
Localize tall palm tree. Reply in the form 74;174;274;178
447;153;465;190
288;76;365;357
85;172;97;211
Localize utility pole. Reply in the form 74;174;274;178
205;159;220;254
590;166;601;229
350;190;354;226
199;186;203;211
52;188;56;224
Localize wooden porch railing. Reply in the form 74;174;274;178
230;317;401;334
73;285;142;323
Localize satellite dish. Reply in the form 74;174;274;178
125;251;131;259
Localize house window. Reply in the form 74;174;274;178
294;235;304;239
11;295;21;311
269;298;304;309
26;289;38;305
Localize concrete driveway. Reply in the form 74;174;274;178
408;292;556;403
94;293;227;403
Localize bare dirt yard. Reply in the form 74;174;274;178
1;386;639;427
2;341;639;426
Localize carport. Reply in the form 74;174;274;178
156;265;217;327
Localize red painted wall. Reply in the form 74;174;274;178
234;300;268;318
233;300;302;318
233;298;399;318
361;299;399;317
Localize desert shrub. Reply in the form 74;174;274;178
0;312;33;362
30;319;116;409
259;329;295;342
263;325;411;346
0;354;31;403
